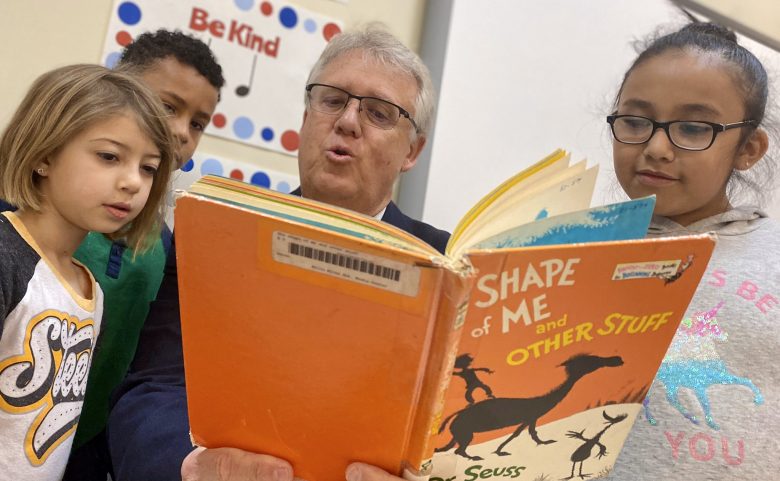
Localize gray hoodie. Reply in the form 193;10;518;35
610;207;780;480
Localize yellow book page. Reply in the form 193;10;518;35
449;162;599;258
185;176;438;257
455;162;597;250
448;149;570;251
452;160;589;252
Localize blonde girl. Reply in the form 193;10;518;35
0;64;174;479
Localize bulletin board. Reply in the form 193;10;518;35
101;0;342;157
166;150;299;226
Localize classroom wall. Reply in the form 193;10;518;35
678;0;780;51
407;0;780;232
3;1;779;232
0;0;427;182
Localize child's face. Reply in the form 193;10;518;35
38;112;160;235
140;57;219;166
613;51;752;226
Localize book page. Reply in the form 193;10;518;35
472;197;656;250
448;149;570;250
454;160;587;246
449;164;598;258
184;175;439;257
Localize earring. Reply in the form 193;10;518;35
36;168;45;175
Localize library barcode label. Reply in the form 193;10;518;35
272;231;420;296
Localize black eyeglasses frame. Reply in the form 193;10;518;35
306;83;419;132
606;114;758;151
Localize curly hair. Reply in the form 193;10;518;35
118;29;224;90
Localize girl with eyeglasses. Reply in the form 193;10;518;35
607;21;779;480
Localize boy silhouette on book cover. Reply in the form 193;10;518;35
453;354;495;404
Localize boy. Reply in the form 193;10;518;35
63;29;223;480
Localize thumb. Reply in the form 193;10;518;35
182;446;294;481
346;462;403;481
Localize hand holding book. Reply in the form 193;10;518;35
181;447;293;481
181;447;407;481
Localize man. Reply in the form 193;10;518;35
108;25;448;481
63;30;223;480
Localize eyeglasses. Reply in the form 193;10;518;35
306;83;419;132
606;114;757;151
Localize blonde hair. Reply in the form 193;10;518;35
0;64;175;251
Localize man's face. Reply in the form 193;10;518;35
140;57;219;166
297;49;426;216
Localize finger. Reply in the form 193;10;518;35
346;462;404;481
182;447;294;481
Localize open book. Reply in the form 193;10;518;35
174;149;715;481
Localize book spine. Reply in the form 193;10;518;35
403;267;473;479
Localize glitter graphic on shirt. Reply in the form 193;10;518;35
643;302;763;429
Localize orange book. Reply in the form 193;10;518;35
430;236;714;481
175;178;473;481
174;149;714;481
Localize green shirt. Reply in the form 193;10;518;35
72;231;169;448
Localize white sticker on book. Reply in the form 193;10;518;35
612;259;682;281
272;231;421;296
